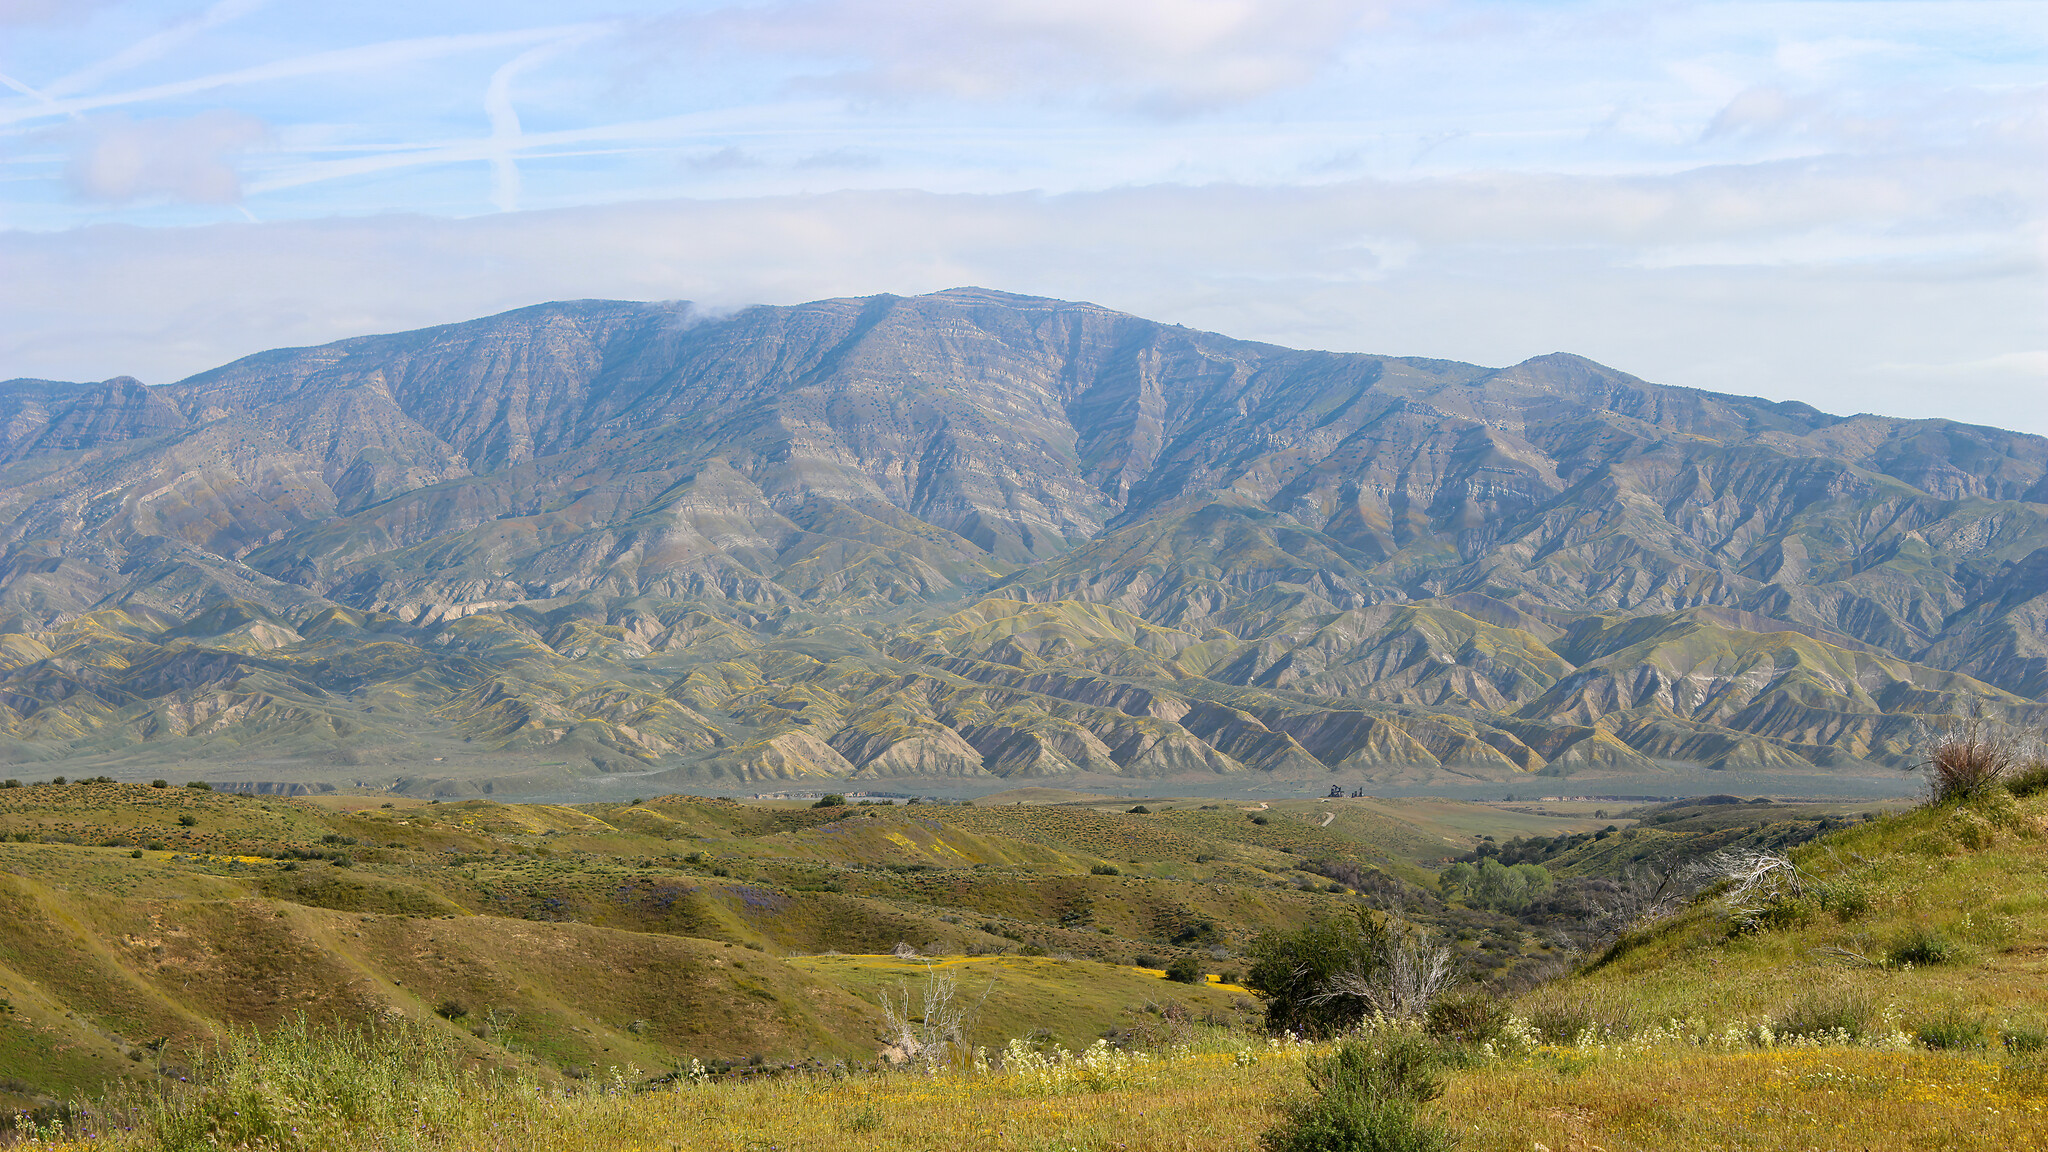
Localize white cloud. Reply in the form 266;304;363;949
64;109;269;203
1;173;2039;436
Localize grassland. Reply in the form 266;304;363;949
0;779;1620;1108
12;774;2042;1150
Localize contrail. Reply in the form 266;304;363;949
0;24;613;128
45;0;273;99
485;45;567;214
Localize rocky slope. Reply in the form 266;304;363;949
0;288;2040;790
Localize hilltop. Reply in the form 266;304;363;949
0;289;2042;794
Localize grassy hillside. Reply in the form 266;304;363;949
14;773;2038;1150
0;781;1626;1107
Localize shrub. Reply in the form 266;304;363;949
434;1000;468;1021
1924;724;2016;804
1917;1009;1988;1050
1091;863;1121;876
2009;759;2048;799
1261;1033;1456;1152
1251;815;1269;825
0;780;14;788
1522;986;1637;1045
150;779;168;788
51;775;66;785
2001;1022;2048;1054
185;781;213;791
1812;879;1871;922
1165;956;1203;984
1424;991;1509;1047
130;849;144;859
177;815;197;827
1133;954;1163;969
1247;911;1451;1037
813;794;846;808
127;1017;468;1152
1773;990;1874;1041
1887;925;1955;967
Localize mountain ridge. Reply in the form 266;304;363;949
0;288;2040;792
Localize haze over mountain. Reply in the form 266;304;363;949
0;288;2042;795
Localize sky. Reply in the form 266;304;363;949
1;0;2043;435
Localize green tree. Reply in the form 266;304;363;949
1437;862;1474;898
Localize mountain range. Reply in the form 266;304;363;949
0;287;2042;793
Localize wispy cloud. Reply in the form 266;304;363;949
44;0;270;98
0;24;615;128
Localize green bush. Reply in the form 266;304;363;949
185;781;212;790
2009;760;2048;799
1521;986;1636;1045
1916;1008;1988;1050
1261;1033;1456;1152
1424;992;1508;1047
122;1017;474;1152
1812;880;1871;922
1247;911;1402;1038
1773;990;1874;1041
1887;926;1956;967
1091;863;1121;876
151;779;169;788
1165;956;1203;984
2001;1023;2048;1054
813;794;846;808
177;814;197;827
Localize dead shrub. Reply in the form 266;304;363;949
1923;720;2017;804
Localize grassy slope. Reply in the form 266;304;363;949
1569;791;2048;1028
19;787;2047;1150
1427;787;2048;1150
0;784;1601;1105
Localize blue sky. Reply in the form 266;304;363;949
1;0;2043;434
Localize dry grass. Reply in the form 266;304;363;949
1437;1047;2045;1152
37;1038;2044;1152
